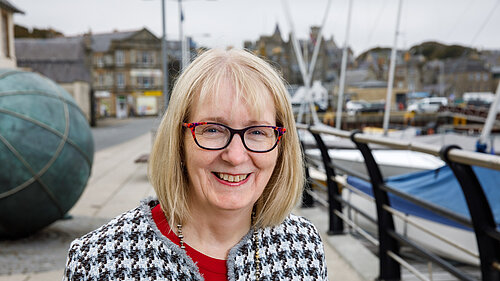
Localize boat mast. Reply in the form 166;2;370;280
282;0;332;125
477;81;500;153
335;0;353;129
282;0;311;124
382;0;403;136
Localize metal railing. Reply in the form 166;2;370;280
297;123;500;281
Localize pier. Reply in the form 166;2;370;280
318;107;500;132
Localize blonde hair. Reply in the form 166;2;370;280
148;49;304;228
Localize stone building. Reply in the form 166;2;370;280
388;53;425;98
355;48;416;86
245;24;289;78
90;28;183;118
90;28;165;118
480;50;500;92
345;81;408;110
492;66;500;92
0;0;23;68
16;28;184;121
15;37;93;123
440;57;491;99
345;49;412;108
298;26;343;84
244;25;344;87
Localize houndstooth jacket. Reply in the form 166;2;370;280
63;199;328;280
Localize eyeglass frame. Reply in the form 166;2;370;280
183;122;286;153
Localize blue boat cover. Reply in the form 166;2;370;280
347;165;500;231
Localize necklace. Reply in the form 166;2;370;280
176;214;261;280
252;210;261;280
176;224;186;249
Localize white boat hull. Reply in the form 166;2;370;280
306;149;445;178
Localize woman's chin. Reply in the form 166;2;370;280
210;196;255;212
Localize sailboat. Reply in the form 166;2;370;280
289;0;446;177
291;80;329;112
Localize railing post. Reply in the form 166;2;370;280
309;129;344;235
439;145;500;281
300;141;314;208
350;130;401;281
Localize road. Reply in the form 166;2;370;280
91;116;160;151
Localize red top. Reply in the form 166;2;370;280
151;204;228;281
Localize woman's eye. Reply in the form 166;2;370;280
201;125;224;134
248;128;269;137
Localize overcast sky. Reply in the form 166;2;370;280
12;0;500;56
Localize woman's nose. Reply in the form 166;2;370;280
221;134;249;165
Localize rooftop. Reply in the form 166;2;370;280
0;0;24;14
15;37;91;83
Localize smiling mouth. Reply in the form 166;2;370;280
214;172;249;183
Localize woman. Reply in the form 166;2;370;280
64;49;327;280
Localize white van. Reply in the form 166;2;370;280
407;97;448;113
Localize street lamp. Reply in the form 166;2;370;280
161;0;169;114
144;0;170;115
177;0;216;69
178;0;188;70
147;0;214;113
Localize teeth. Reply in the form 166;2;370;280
217;173;248;183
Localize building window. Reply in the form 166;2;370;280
476;73;481;81
96;56;104;67
115;50;124;66
2;12;10;58
98;55;113;67
483;73;488;82
117;73;125;88
139;51;153;65
137;76;154;88
98;74;104;86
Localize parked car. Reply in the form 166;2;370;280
359;101;386;113
407;97;448;113
464;92;494;108
346;100;387;115
346;100;369;115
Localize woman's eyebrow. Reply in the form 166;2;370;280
198;116;227;123
246;120;273;126
196;117;274;126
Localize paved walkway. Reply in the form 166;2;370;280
0;132;368;281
